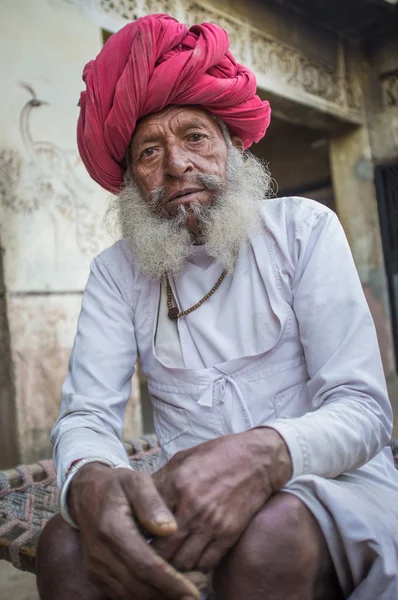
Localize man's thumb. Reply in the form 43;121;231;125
122;472;177;536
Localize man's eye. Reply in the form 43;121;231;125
188;133;205;142
141;147;156;158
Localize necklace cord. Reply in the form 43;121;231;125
166;270;227;320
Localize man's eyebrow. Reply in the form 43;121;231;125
133;119;212;148
133;132;162;147
178;120;211;131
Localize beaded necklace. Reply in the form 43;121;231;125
166;270;227;320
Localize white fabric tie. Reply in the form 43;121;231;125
198;375;254;429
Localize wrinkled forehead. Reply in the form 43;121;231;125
131;105;224;145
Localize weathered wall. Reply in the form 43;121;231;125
0;241;19;468
0;0;141;466
331;34;398;428
363;33;398;413
366;34;398;164
330;126;396;378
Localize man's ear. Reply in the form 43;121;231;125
231;136;244;153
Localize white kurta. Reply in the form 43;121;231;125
52;197;398;599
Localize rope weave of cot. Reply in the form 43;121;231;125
0;436;160;573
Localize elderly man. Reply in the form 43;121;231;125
37;13;398;600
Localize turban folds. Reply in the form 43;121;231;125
77;14;271;193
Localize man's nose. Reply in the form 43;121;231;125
164;144;193;178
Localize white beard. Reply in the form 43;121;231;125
105;146;272;280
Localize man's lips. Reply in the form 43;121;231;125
166;188;205;203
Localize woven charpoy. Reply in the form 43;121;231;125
0;435;160;573
0;437;397;575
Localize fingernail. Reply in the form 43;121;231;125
197;580;208;590
185;572;208;589
154;515;176;526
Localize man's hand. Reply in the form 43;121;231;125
68;462;204;600
152;428;292;573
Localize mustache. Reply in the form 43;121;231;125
107;146;270;280
147;174;225;215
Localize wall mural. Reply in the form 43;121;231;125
0;83;100;257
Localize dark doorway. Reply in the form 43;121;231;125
376;162;398;372
253;116;335;211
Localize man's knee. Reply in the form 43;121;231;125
37;513;80;575
215;492;319;586
36;514;106;600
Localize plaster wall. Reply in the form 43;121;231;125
365;34;398;163
330;127;396;378
0;0;141;465
0;243;19;468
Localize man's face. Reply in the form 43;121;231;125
129;106;229;233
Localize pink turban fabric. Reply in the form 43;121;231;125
77;14;271;193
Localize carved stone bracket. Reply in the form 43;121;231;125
183;2;249;64
99;0;140;21
88;0;364;119
381;70;398;110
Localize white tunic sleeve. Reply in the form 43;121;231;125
268;208;393;480
51;255;137;487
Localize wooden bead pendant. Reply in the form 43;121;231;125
168;306;179;320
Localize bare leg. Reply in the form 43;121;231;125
36;514;108;600
213;492;344;600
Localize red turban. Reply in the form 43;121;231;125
77;14;271;193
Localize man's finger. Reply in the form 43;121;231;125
151;527;189;561
197;538;234;573
172;531;212;572
85;539;166;600
106;562;171;600
115;525;201;600
95;575;132;600
183;571;209;592
121;471;177;536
